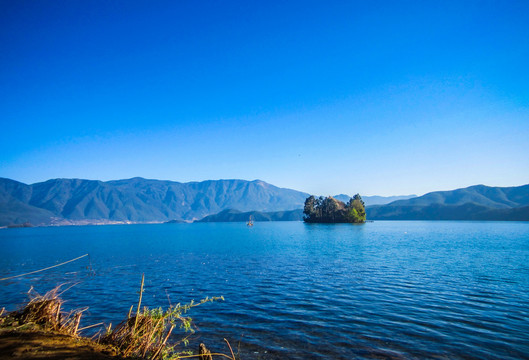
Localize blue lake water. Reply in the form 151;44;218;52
1;221;528;359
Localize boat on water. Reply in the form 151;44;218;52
247;215;254;227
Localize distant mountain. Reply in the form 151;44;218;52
334;194;416;206
367;184;529;221
0;177;309;226
0;178;58;226
198;209;304;222
385;184;529;208
2;177;527;226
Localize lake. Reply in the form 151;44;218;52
1;221;528;359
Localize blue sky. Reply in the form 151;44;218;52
1;0;528;196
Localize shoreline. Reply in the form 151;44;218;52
0;325;125;360
0;281;232;360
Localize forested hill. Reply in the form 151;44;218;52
367;184;529;221
0;177;308;226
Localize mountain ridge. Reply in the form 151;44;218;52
1;177;528;225
386;184;529;208
0;177;309;226
367;184;529;221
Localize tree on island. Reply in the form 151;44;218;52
303;194;366;223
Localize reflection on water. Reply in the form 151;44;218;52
1;221;528;359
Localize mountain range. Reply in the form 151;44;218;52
1;177;528;226
0;177;307;226
366;184;529;221
202;184;529;222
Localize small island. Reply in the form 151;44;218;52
303;194;366;223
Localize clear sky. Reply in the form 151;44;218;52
1;1;528;196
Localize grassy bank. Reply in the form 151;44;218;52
0;277;236;360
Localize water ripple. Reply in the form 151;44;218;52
1;221;529;359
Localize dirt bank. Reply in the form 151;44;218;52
0;326;124;360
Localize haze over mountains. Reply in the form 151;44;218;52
1;177;528;226
334;194;416;205
198;209;304;223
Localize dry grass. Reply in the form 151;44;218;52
8;285;86;336
1;276;238;360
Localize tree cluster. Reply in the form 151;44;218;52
303;194;366;223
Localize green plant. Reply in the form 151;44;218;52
100;274;226;359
